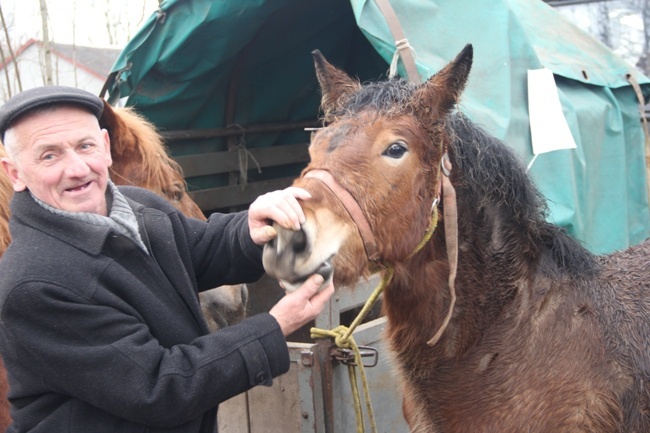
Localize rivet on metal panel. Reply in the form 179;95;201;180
301;350;314;366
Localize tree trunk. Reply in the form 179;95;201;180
72;0;78;87
39;0;53;86
0;5;22;94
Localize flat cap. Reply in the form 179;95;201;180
0;86;104;140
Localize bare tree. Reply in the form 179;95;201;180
38;0;53;85
0;43;9;100
634;0;650;76
104;0;116;46
72;0;78;87
0;5;22;95
597;1;613;48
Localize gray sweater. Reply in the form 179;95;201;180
0;186;289;433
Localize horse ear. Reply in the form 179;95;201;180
410;44;473;121
99;100;131;157
312;49;361;123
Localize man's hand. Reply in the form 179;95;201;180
248;187;311;245
269;274;334;336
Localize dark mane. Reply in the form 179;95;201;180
447;113;599;277
330;79;418;120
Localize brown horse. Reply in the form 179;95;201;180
262;45;650;432
0;146;10;255
0;101;248;431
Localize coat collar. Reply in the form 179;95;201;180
10;190;147;256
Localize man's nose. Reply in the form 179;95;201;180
63;151;91;177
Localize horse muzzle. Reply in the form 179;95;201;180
262;222;336;292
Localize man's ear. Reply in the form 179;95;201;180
1;158;26;192
101;128;113;168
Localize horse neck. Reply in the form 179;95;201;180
382;181;537;357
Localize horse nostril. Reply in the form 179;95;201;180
292;229;308;254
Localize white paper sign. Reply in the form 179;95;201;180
527;68;577;155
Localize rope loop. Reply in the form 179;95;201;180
227;123;261;188
389;38;416;79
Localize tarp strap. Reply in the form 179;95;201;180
373;0;421;84
626;73;650;202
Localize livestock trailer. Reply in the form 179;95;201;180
102;0;650;431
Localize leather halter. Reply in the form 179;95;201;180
303;169;381;262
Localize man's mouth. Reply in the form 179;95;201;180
66;181;91;193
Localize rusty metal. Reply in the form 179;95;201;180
301;350;314;367
330;345;379;368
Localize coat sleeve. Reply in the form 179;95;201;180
179;209;266;289
122;186;266;289
1;281;290;427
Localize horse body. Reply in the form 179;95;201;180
262;45;650;432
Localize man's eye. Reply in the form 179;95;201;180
382;142;408;159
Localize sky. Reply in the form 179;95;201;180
3;0;160;48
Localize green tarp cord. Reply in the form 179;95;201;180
105;0;650;254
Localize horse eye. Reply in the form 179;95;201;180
164;184;185;202
383;142;408;159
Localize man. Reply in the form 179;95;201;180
0;86;333;432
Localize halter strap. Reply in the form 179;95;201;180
304;169;381;261
426;155;458;346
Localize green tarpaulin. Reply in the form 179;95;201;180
104;0;650;254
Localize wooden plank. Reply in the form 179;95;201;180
160;120;320;141
175;143;310;178
217;393;249;433
247;343;322;433
188;177;296;210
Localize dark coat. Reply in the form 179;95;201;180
0;186;290;433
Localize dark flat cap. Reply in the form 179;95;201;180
0;86;104;140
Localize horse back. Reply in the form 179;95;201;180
594;238;650;430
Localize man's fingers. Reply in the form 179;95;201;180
252;226;278;244
285;187;312;201
310;282;334;308
300;274;324;298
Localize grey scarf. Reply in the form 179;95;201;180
31;181;149;253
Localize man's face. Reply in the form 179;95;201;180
1;106;113;215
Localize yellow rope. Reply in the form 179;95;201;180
309;206;440;432
408;205;438;259
310;325;379;433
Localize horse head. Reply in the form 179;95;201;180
263;45;473;290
